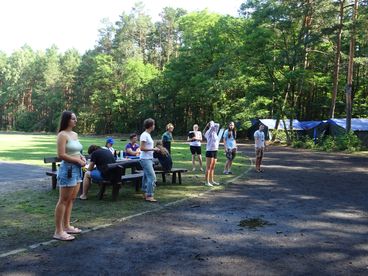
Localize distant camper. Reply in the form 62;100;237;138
162;123;174;154
187;124;203;172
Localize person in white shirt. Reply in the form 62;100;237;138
187;124;203;172
103;137;115;155
204;121;220;186
223;122;237;174
254;124;266;172
140;118;159;202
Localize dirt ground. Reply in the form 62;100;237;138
1;145;368;275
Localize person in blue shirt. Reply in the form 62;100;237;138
125;133;141;158
162;123;174;154
223;122;237;174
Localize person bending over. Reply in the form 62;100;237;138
79;145;116;200
154;141;173;172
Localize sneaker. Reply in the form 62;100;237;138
223;170;228;175
192;168;196;172
199;168;204;172
228;171;233;174
211;181;220;185
205;182;213;187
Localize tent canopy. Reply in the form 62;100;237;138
327;118;368;131
252;119;303;130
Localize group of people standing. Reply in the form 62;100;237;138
53;110;265;241
187;121;238;186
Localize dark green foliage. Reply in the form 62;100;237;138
0;1;367;135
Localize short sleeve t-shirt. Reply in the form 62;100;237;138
189;131;202;147
223;129;236;149
254;130;265;148
162;131;173;142
140;131;154;159
125;143;140;156
90;148;116;177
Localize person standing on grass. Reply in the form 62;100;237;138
204;120;220;187
162;123;174;154
187;124;203;172
54;111;86;241
254;124;266;172
140;118;160;202
223;122;237;175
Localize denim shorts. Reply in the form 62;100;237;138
91;169;104;181
57;161;83;188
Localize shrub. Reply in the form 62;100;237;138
293;132;361;152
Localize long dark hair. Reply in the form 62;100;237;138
58;111;73;133
227;122;237;139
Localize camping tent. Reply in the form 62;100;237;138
327;118;368;146
247;119;303;140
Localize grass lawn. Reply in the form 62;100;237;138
0;133;251;254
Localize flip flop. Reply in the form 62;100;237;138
145;197;158;202
64;226;82;234
53;233;75;241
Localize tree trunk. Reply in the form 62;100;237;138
330;0;344;119
345;0;358;132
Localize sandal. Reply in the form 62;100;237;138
145;197;158;202
64;226;82;234
79;195;87;200
53;233;75;241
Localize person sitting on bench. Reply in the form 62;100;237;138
79;145;118;200
125;133;141;158
153;141;173;172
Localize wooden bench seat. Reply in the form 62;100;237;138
95;172;144;201
44;155;89;189
154;168;188;184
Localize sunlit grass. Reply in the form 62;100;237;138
0;132;251;253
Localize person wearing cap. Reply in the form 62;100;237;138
125;133;141;157
103;137;115;155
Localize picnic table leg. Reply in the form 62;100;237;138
97;183;106;200
172;172;177;184
78;182;83;196
52;175;57;189
112;183;120;201
162;173;166;183
178;172;182;184
135;178;141;192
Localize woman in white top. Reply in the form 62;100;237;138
54;111;86;241
203;121;220;187
139;118;159;202
187;124;203;172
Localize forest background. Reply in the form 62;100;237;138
0;0;367;135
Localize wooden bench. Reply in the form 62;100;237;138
95;160;142;200
95;172;144;201
44;157;62;189
154;168;188;184
44;155;90;189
